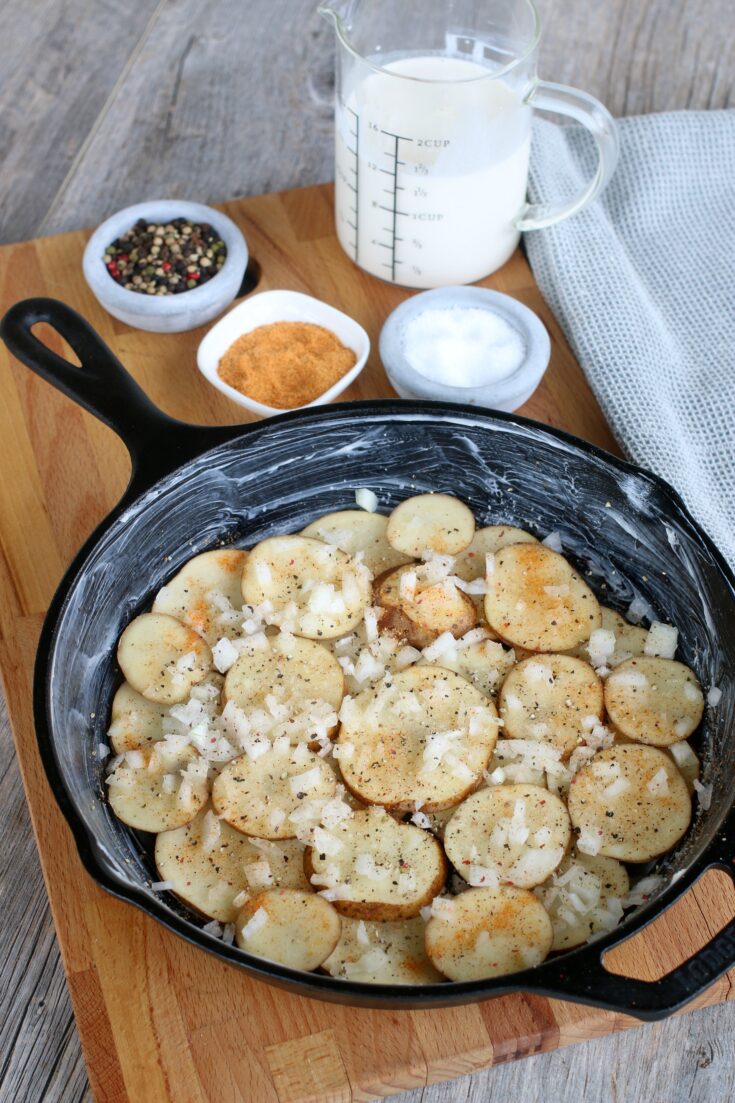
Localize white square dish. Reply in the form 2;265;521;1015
196;289;371;416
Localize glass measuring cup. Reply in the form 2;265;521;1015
319;0;619;289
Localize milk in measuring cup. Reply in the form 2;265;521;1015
335;55;531;288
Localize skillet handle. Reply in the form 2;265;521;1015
552;857;735;1021
0;297;231;491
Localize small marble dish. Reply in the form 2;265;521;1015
379;286;551;412
83;199;249;333
196;289;371;417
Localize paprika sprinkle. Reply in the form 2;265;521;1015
217;321;357;409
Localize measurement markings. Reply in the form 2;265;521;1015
379;130;414;281
344;104;360;263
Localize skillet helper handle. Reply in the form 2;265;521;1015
556;860;735;1020
0;297;218;489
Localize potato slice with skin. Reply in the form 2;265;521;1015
118;612;212;704
108;673;224;753
301;511;412;576
223;634;344;737
322;915;443;984
337;666;499;812
106;744;209;832
444;784;571;889
241;535;371;639
212;746;338;839
154;809;310;923
535;850;630;951
425;886;553;981
386;494;475;557
305;807;447;919
604;657;704;746
107;682;168;753
152;548;248;644
375;565;477;649
235;889;341;970
484;543;601;652
453;525;538;583
613;730;701;793
567;606;648;667
426;637;516;699
499;654;604;758
567;744;691;862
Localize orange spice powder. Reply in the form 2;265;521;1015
217;321;357;409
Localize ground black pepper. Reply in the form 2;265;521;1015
103;217;227;295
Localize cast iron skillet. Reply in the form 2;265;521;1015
2;297;735;1021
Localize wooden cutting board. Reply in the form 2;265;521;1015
0;183;733;1103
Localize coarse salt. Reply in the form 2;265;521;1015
402;306;525;388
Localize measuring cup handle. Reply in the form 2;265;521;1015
515;81;620;232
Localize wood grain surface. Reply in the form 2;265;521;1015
1;1;734;1100
1;184;735;1103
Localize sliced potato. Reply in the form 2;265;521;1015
375;565;477;649
212;746;338;839
152;548;248;644
484;543;601;652
535;851;630;951
424;886;553;981
568;606;649;668
322;915;443;984
337;666;499;811
154;808;310;923
453;525;538;583
241;535;371;639
425;636;516;699
106;744;209;832
235;889;341;970
302;511;412;575
107;682;168;753
117;612;212;704
604;657;704;746
386;494;475;557
499;654;603;758
305;807;447;919
223;634;344;740
444;784;571;889
567;744;691;862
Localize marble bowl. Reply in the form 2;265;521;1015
82;199;248;333
379;286;551;412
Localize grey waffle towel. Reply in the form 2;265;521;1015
525;111;735;566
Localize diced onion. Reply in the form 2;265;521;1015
644;622;678;659
646;768;669;796
240;907;269;940
542;531;563;552
693;778;713;810
355;488;378;513
212;637;240;673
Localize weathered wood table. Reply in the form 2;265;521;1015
1;2;734;1100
